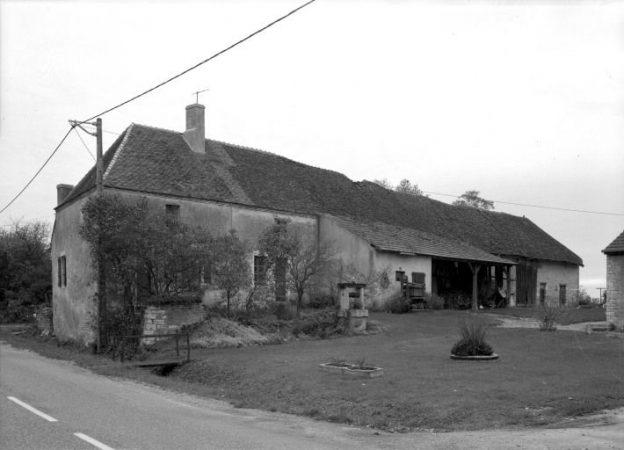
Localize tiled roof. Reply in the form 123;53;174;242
603;229;624;255
59;124;583;266
328;216;515;265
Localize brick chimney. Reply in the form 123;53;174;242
56;184;74;205
183;103;205;153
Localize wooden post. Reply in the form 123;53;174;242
468;263;482;311
95;118;107;352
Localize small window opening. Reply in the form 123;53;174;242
165;204;180;225
58;255;67;287
539;283;546;305
254;255;269;285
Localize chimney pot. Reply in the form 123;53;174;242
56;184;74;206
183;103;206;153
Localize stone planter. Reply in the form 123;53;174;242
344;366;384;378
450;353;499;361
319;363;385;378
319;363;352;374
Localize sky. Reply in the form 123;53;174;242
1;0;623;297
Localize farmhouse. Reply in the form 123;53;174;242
51;103;582;343
603;229;624;328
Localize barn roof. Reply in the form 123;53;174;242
327;216;515;265
603;229;624;255
59;123;583;266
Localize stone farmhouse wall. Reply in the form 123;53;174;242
606;253;624;327
143;304;205;343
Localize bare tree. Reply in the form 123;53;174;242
259;221;335;319
395;179;424;196
452;190;495;210
372;178;393;190
210;229;251;318
80;193;212;346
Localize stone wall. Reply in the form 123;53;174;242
143;304;205;343
606;254;624;327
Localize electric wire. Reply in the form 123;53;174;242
78;0;317;125
73;127;96;161
0;0;316;215
0;128;74;215
423;191;624;217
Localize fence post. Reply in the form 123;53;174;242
175;331;180;358
186;332;190;361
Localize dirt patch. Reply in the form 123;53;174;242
190;317;283;348
484;313;609;332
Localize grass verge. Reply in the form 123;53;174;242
2;310;622;433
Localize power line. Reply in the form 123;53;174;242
79;0;317;124
0;128;73;215
424;191;624;217
73;127;96;161
0;0;316;216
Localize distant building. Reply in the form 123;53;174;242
603;230;624;328
51;103;583;344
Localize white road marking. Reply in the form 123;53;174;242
7;396;58;422
74;433;116;450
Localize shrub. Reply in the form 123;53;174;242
447;291;471;310
451;319;494;356
273;302;296;321
384;294;411;314
425;293;445;310
536;304;565;331
309;294;335;309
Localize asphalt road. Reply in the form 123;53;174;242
1;342;623;450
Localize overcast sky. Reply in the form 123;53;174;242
1;0;623;297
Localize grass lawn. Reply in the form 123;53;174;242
173;311;623;432
2;310;622;433
490;306;606;325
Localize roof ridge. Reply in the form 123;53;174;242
103;123;133;180
131;122;182;135
212;138;352;178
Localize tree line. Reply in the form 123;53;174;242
373;178;494;210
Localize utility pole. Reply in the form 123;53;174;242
69;118;106;352
96;118;103;195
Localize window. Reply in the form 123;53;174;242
539;283;546;305
57;255;67;287
202;260;212;285
254;255;268;285
395;270;405;282
380;271;390;289
165;204;180;225
559;284;567;306
411;272;425;284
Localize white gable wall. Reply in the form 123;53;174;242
52;194;97;344
536;260;580;306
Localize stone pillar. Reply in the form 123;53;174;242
508;265;517;307
606;254;624;328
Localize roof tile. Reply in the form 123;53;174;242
59;124;583;266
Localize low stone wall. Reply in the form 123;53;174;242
143;304;205;343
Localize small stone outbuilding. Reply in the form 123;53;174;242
603;230;624;328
